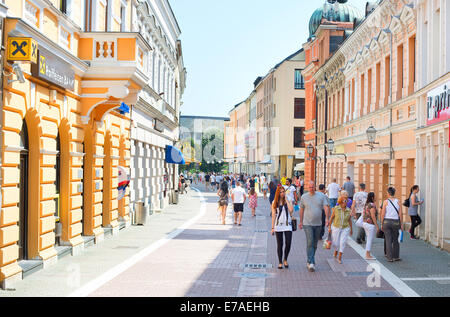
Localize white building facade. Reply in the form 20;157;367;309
415;0;450;251
129;0;186;213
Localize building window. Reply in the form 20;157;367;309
60;0;71;16
294;98;305;119
295;69;305;89
294;127;305;148
408;105;415;117
120;2;126;31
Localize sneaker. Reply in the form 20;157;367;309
309;264;315;272
306;263;310;270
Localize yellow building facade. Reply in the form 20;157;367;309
0;0;170;288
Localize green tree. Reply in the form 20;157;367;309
200;129;226;173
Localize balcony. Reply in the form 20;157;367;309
79;32;152;87
78;32;152;121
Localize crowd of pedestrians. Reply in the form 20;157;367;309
196;171;424;271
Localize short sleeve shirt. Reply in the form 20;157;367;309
327;183;341;199
232;187;246;204
343;182;355;198
353;191;368;215
300;192;330;226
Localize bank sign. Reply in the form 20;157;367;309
31;47;75;91
427;81;450;125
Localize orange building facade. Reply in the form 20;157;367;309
0;0;185;288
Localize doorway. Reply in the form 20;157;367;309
18;121;29;260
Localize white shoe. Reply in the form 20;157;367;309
309;264;315;272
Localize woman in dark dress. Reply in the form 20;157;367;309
269;181;277;216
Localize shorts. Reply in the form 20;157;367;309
233;203;244;213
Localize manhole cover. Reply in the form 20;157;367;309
346;272;372;277
243;263;272;269
359;291;399;297
239;272;269;279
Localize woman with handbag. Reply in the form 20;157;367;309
328;194;353;264
271;185;294;270
361;192;379;260
380;187;403;262
408;185;423;239
217;181;229;225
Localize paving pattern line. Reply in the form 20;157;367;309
401;277;450;281
237;216;269;297
346;238;420;297
67;187;207;297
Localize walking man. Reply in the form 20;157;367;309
231;181;247;226
299;181;330;272
343;176;355;200
351;183;368;244
327;178;341;208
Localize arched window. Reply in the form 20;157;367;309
19;120;29;260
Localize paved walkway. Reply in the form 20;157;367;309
1;184;448;297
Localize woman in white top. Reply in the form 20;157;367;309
380;187;404;262
271;185;294;270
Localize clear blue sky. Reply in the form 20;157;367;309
170;0;367;118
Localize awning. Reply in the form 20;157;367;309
259;156;273;165
165;145;185;165
294;163;305;171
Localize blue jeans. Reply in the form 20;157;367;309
304;225;322;265
329;198;338;208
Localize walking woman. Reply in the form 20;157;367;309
262;179;269;200
361;192;379;260
408;185;423;239
269;181;277;215
248;187;258;217
328;195;353;264
271;185;294;269
217;181;229;225
380;187;403;262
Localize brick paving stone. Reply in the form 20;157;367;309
7;183;447;297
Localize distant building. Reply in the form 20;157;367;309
180;115;229;165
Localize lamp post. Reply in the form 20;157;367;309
323;74;329;186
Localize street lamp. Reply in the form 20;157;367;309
358;125;380;151
326;138;347;161
307;144;314;156
326;139;335;153
366;125;377;144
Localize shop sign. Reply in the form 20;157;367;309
117;166;130;201
7;37;38;63
427;82;450;125
31;46;75;91
295;150;305;159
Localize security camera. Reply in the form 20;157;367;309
7;63;26;84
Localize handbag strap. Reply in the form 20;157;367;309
387;199;399;216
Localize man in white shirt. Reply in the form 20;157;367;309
327;178;341;209
284;178;298;205
231;181;247;226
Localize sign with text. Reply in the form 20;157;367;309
31;46;75;91
7;37;38;63
427;81;450;125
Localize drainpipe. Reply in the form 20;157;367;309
0;16;5;219
314;86;318;186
